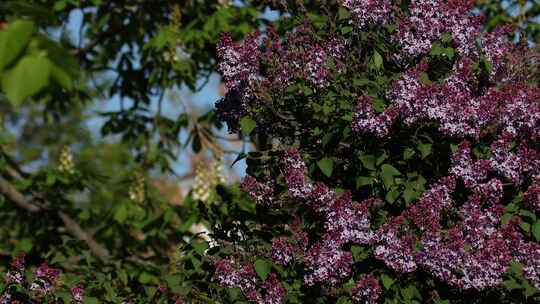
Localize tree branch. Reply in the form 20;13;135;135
0;176;41;213
58;211;110;261
0;174;110;262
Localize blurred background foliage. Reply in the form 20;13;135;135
0;0;538;303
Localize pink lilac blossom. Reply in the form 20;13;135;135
305;45;330;88
271;237;295;266
30;263;61;295
394;0;482;58
416;231;466;287
283;149;313;200
514;241;540;290
415;199;512;290
324;192;375;245
374;217;418;274
385;62;426;122
5;270;25;285
480;25;515;78
352;95;399;138
490;132;526;185
351;274;382;304
280;150;539;290
339;0;392;29
450;141;491;188
304;240;353;286
385;56;540;142
271;220;309;266
267;28;332;88
214;258;257;295
71;284;85;304
258;273;287;304
471;179;504;206
5;254;26;285
391;58;479;138
324;37;349;73
283;149;376;251
217;32;261;92
214;258;286;304
241;175;275;206
524;176;540;213
34;263;60;283
0;293;12;304
406;176;456;233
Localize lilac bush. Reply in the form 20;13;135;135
207;0;539;303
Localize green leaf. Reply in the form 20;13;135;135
350;245;369;262
443;47;455;60
359;153;376;171
520;222;531;232
338;7;351;20
401;285;420;300
336;297;352;304
2;55;52;105
239;117;256;135
50;64;73;89
403;187;417;204
380;164;401;188
523;281;537;297
114;204;128;223
17;238;33;252
373;50;383;70
138;272;158;284
254;259;271;281
503;279;521;291
532;221;540;241
341;26;353;34
356;176;373;188
317;157;333;177
417;142;432;159
403;148;415;160
192;240;209;255
441;32;453;43
380;274;394;289
164;274;182;289
419;72;432;84
385;188;400;203
0;20;34;70
84;297;100;304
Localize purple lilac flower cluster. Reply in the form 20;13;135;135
355;58;540;141
216;27;348;132
282;150;374;282
241;175;275;206
265;26;347;89
30;263;61;296
394;0;482;58
217;32;261;92
71;284;85;304
350;1;539;143
351;96;398;138
1;255;85;303
524;177;540;213
279;150;540;291
271;219;309;266
339;0;392;29
213;258;286;304
351;275;382;304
